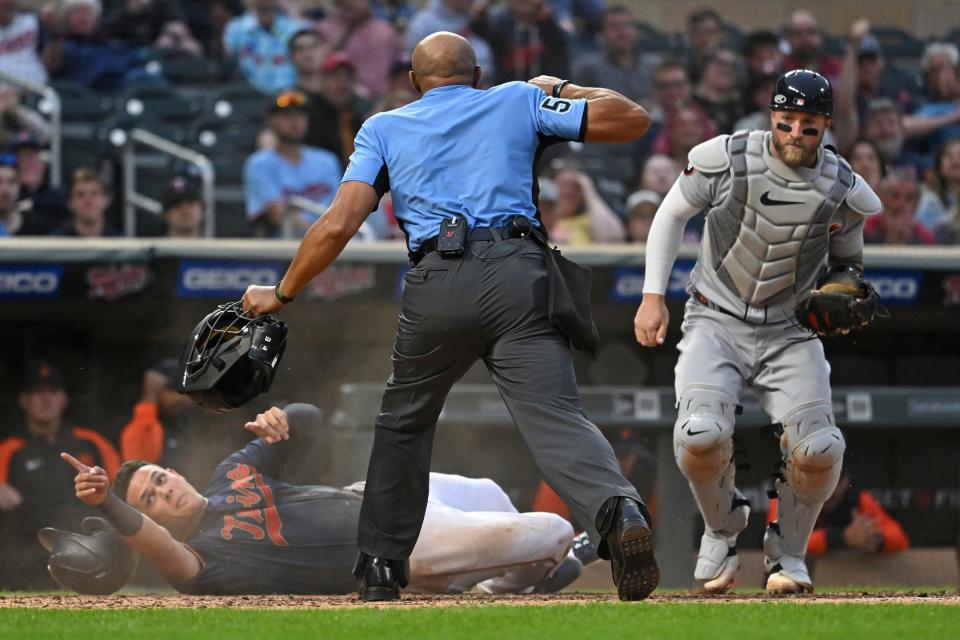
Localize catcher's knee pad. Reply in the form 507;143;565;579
780;402;845;504
674;386;737;484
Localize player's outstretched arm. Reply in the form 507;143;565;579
243;181;380;316
61;452;202;583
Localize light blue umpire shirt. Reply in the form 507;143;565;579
341;81;588;251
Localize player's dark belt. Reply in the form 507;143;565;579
409;226;513;266
693;290;769;323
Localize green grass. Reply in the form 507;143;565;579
2;602;959;640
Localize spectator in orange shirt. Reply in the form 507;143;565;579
767;470;909;557
0;361;120;589
119;359;196;469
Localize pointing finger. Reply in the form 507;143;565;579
61;452;90;473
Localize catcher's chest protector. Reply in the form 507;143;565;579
706;130;854;306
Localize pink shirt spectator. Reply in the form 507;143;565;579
316;15;403;97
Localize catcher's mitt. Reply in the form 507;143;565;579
795;265;879;337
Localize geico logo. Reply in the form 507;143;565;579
183;268;279;290
0;271;59;293
615;274;645;297
868;277;917;299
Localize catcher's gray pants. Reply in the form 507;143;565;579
357;238;642;560
673;297;842;547
675;298;833;420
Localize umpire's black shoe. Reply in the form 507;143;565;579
353;553;408;602
595;497;660;601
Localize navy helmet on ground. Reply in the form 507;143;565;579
38;517;140;595
176;301;288;413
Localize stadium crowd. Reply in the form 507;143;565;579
0;0;957;243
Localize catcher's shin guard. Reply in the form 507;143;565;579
695;490;750;592
674;387;741;533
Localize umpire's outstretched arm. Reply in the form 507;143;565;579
528;75;650;143
243;182;378;316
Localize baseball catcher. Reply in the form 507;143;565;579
57;403;584;595
634;69;882;594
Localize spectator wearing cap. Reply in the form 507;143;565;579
11;131;70;236
0;153;23;235
161;176;204;238
288;29;347;162
119;359;198;472
624;190;659;243
865;171;935;245
223;0;309;94
404;0;494;76
53;167;117;237
316;0;404;97
0;1;48;86
244;89;343;237
41;0;144;92
782;9;842;84
318;51;369;163
0;361;120;589
470;0;569;85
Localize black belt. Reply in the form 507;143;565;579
409;226;507;266
693;290;769;323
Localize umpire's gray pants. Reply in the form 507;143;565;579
357;238;641;560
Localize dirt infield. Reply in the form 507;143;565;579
1;591;958;609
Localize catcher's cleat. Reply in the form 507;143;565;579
695;532;740;593
763;524;813;594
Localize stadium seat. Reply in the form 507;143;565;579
208;84;268;126
117;84;206;126
143;48;224;86
44;81;111;139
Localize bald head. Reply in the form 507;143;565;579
410;32;479;93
